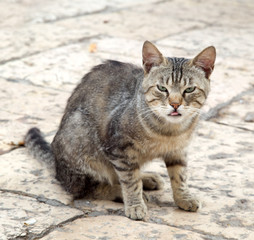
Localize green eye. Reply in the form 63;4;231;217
157;85;168;92
184;87;196;93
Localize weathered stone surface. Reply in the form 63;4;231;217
0;37;188;89
1;0;254;239
0;148;72;204
244;112;254;123
214;88;254;131
0;191;83;240
203;59;254;118
0;78;69;147
158;26;254;60
41;215;205;240
0;40;135;89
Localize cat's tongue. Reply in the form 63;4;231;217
170;111;180;116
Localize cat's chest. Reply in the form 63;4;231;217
142;133;191;159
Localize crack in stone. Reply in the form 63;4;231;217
0;34;99;66
204;87;254;121
149;217;238;240
155;23;214;43
212;121;254;133
0;188;66;207
0;76;72;93
11;214;85;240
40;6;110;24
1;188;240;240
32;214;85;240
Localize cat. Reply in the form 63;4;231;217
25;41;216;220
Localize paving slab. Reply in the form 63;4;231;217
1;0;254;239
158;26;254;60
0;191;83;240
41;215;205;240
0;37;188;89
0;0;164;64
0;148;72;204
214;88;254;132
0;78;69;149
202;58;254;118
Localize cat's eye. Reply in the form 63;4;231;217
184;87;196;94
157;85;168;92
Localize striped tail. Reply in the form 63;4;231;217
24;127;55;166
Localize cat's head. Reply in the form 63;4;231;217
142;41;216;125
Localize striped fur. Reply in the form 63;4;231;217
25;41;216;220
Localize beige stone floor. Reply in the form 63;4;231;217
0;0;254;239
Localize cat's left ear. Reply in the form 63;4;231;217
142;41;166;74
191;46;216;79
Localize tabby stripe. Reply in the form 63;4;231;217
133;184;139;192
165;160;187;168
127;179;140;189
179;60;186;83
179;174;185;182
175;63;179;82
118;142;134;151
112;162;139;172
183;77;187;86
113;164;128;172
166;76;170;85
171;71;174;83
198;88;207;98
194;100;202;106
179;65;183;83
171;59;175;83
147;98;160;103
144;86;153;94
120;160;139;169
120;179;140;189
119;179;129;185
107;152;125;160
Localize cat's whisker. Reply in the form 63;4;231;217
137;107;154;117
184;109;203;116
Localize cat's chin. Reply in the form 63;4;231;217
166;115;185;123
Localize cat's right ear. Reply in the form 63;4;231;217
191;46;216;79
142;41;166;74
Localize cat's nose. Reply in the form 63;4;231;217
170;102;180;110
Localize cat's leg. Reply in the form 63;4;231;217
141;172;164;191
112;160;147;220
164;152;200;211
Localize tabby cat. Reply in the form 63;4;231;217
25;41;216;220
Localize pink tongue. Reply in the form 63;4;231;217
170;111;179;116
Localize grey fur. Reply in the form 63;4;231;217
25;41;216;220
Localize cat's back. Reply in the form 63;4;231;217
62;60;143;127
74;60;143;106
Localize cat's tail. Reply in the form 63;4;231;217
24;127;55;166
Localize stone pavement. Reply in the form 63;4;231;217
0;0;254;239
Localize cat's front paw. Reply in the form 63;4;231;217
175;196;201;212
125;202;148;220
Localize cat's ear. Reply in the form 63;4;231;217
191;46;216;79
142;41;166;74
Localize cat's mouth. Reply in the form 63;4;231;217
169;111;182;116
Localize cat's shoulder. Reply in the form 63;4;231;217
92;60;142;74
